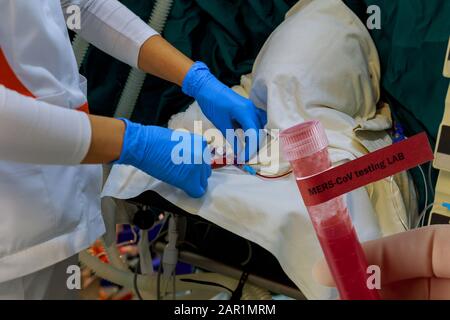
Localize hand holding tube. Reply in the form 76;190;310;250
313;225;450;300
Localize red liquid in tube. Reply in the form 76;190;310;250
280;121;380;300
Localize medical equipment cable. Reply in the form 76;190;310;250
163;271;171;298
405;171;419;230
416;203;436;228
230;271;250;301
211;156;292;179
417;164;429;227
388;176;408;230
157;240;244;299
156;254;163;300
134;214;165;299
133;272;144;300
173;271;176;300
83;248;274;300
399;135;430;229
160;268;175;299
152;215;170;300
155;213;176;300
114;0;174;119
99;237;130;271
133;213;169;300
79;250;153;297
130;226;138;244
179;273;272;300
139;229;155;275
179;278;233;294
163;215;179;299
183;240;200;250
428;162;435;198
241;241;253;266
256;170;292;179
149;213;170;248
83;247;267;299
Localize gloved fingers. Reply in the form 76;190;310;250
199;138;210;188
235;101;266;132
200;138;212;178
240;109;264;132
206;159;212;178
187;133;210;164
221;118;240;157
185;136;210;198
233;111;264;162
185;183;206;198
200;164;209;189
256;107;268;126
185;161;210;198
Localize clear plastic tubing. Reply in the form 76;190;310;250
280;120;380;300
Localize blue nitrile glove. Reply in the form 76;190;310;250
115;119;212;198
182;62;267;162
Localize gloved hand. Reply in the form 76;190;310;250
115;119;212;198
182;62;267;162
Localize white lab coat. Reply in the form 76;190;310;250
0;0;156;286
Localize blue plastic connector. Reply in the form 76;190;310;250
243;165;257;175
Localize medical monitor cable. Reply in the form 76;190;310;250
397;134;430;229
417;164;429;227
428;161;436;198
133;271;144;300
133;213;169;300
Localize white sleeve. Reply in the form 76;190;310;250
0;85;92;165
61;0;158;68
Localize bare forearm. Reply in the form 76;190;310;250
138;35;194;86
61;1;193;84
82;115;125;164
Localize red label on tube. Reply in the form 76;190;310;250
298;133;434;206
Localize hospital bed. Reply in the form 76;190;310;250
79;181;305;300
130;190;305;299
